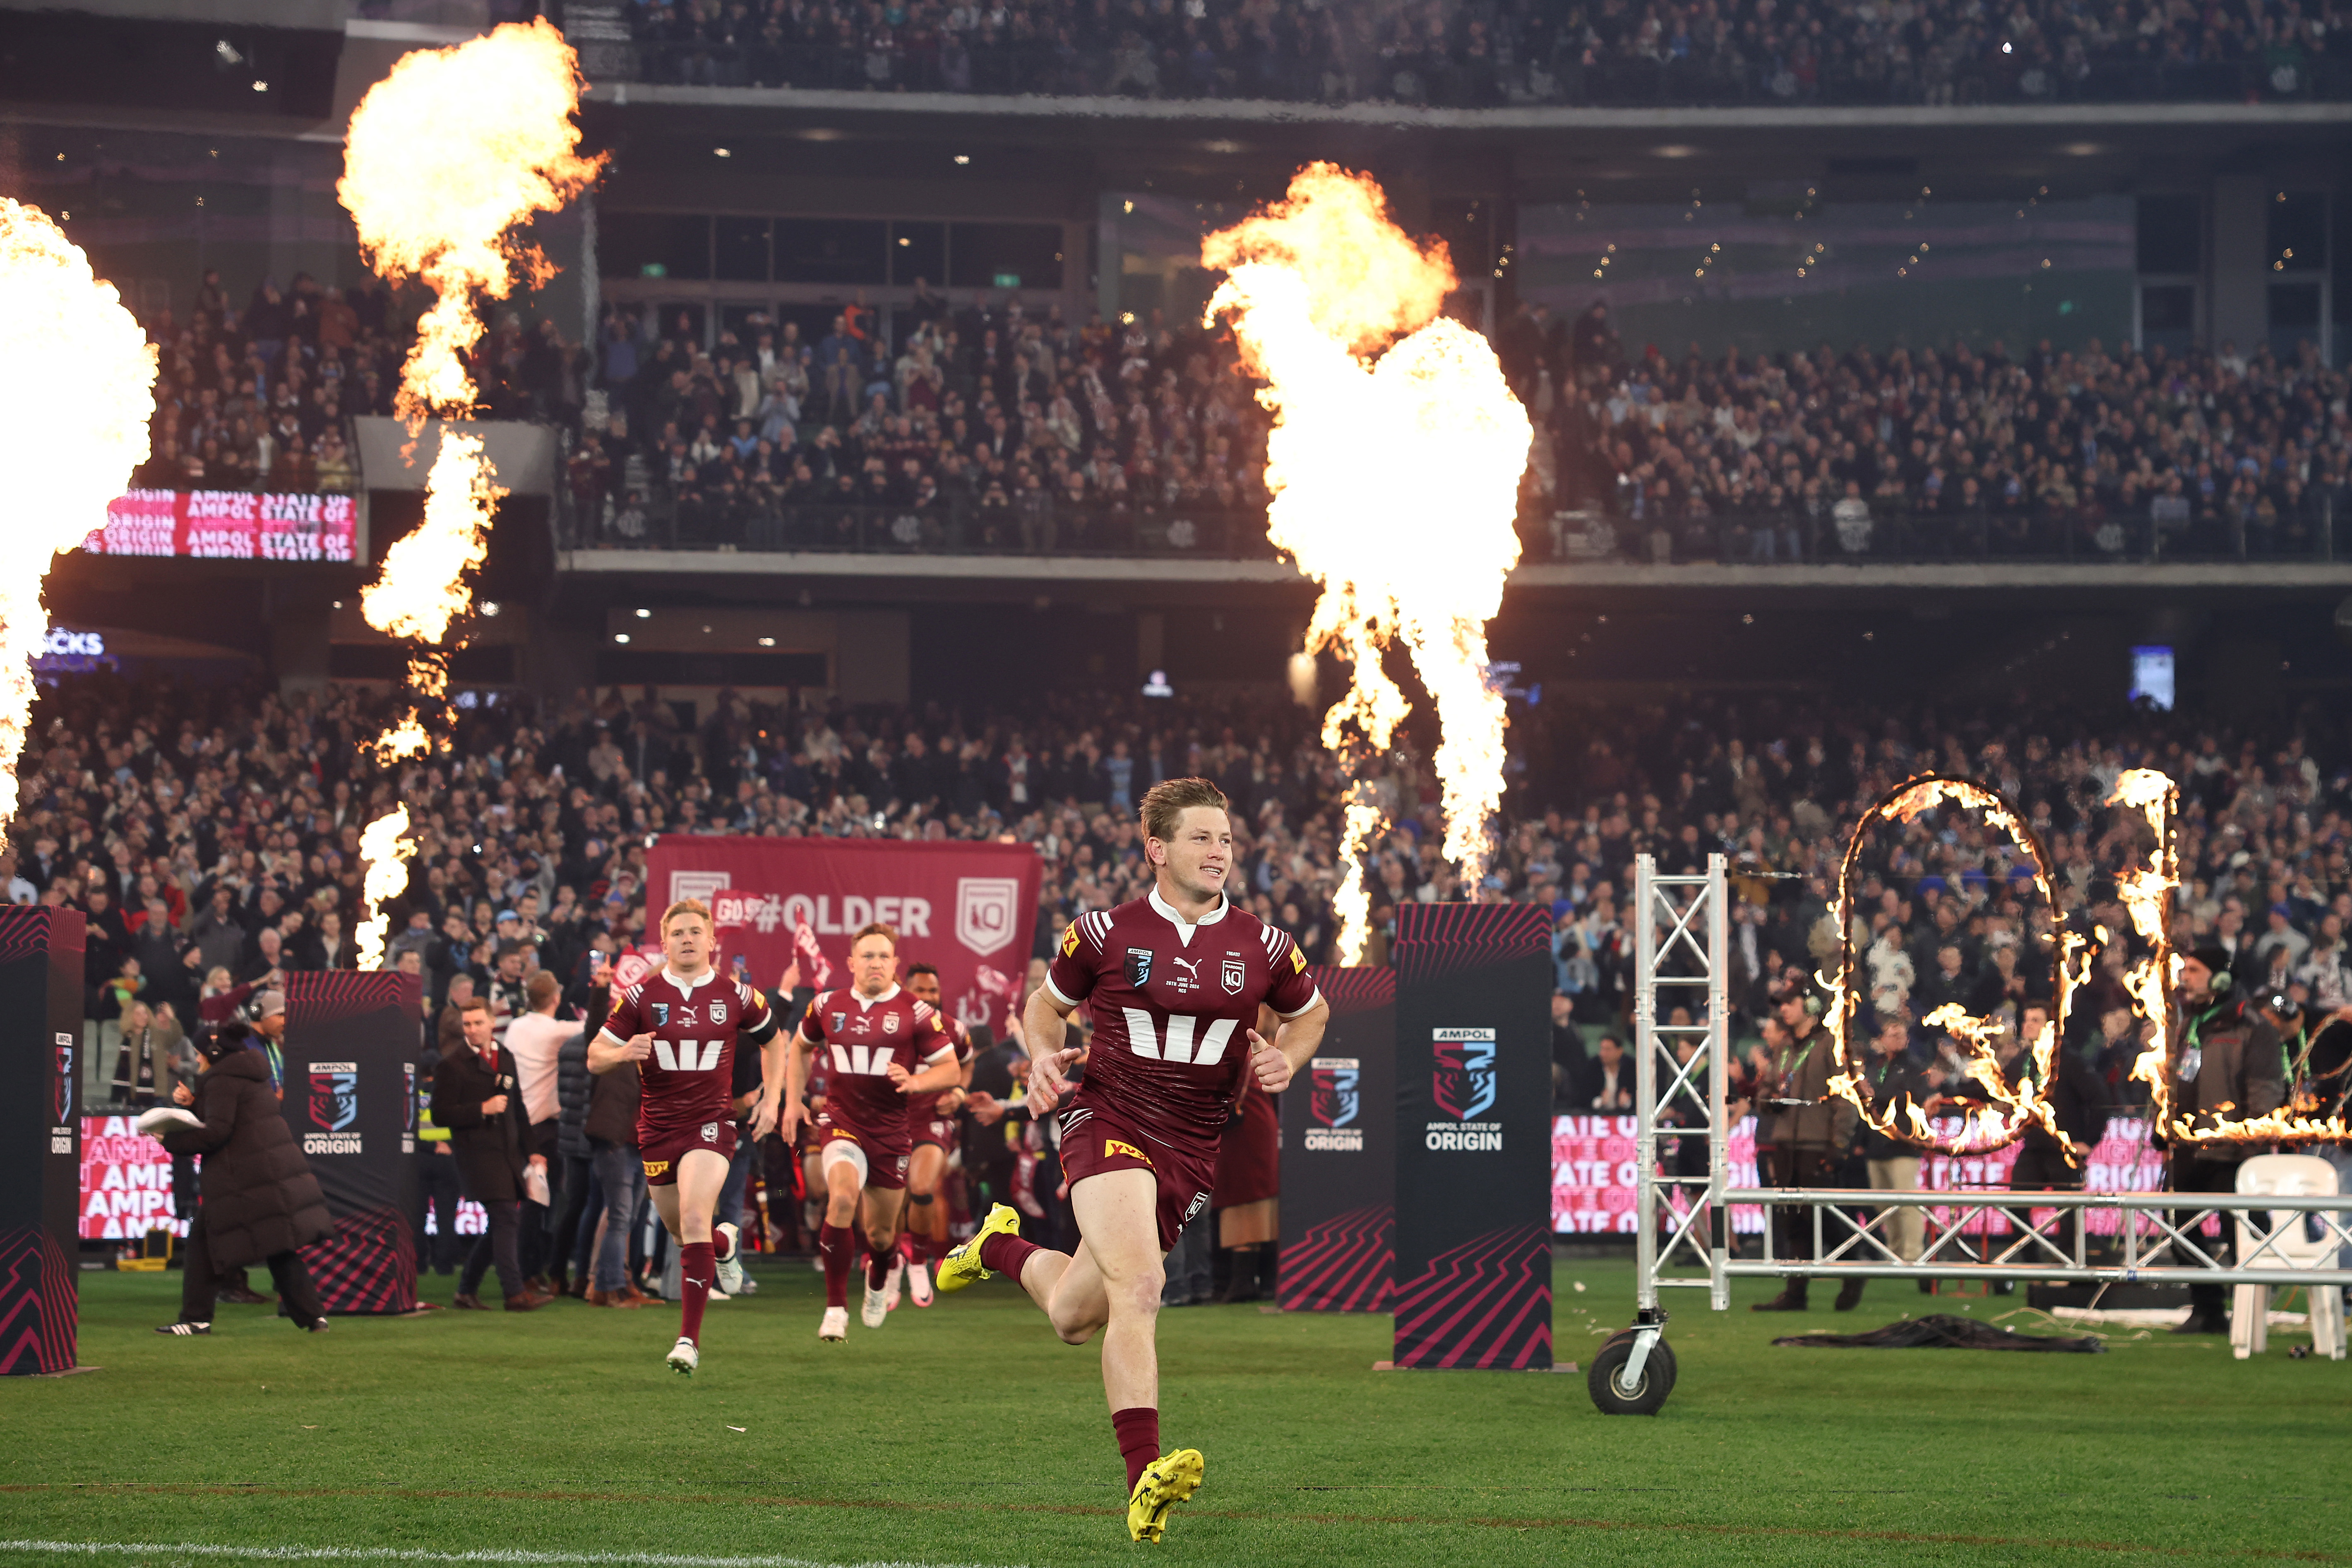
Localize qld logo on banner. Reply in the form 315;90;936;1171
1304;1057;1362;1152
1426;1028;1502;1152
956;877;1020;954
304;1061;362;1155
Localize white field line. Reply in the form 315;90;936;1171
0;1545;1022;1568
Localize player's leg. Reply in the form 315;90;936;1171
1063;1168;1200;1542
814;1141;865;1338
858;1182;908;1326
902;1141;948;1304
666;1146;730;1372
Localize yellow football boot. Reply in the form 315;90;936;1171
936;1202;1023;1294
1126;1449;1204;1544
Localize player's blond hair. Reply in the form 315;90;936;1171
660;898;712;932
849;922;899;951
1142;776;1229;843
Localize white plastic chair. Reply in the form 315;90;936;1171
2231;1154;2347;1361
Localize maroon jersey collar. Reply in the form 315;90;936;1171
1147;886;1230;948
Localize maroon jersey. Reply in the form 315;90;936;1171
602;968;777;1145
1045;889;1321;1157
906;1011;975;1121
799;985;959;1141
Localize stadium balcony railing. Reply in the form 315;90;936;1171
569;491;1279;561
1563;496;2350;566
595;35;2352;108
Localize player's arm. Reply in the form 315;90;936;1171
769;1006;822;1140
890;1042;965;1095
1246;946;1328;1092
1021;984;1084;1115
742;992;787;1138
587;989;651;1075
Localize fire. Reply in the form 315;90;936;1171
1330;782;1387;964
0;201;156;831
1204;165;1530;957
338;18;600;963
353;805;418;972
1821;773;2077;1157
339;17;604;423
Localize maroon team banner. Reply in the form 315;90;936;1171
645;837;1042;1032
81;489;358;561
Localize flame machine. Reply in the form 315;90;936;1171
1595;851;2352;1416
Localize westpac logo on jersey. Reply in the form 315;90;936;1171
653;1039;725;1071
1118;1009;1239;1066
829;1043;899;1076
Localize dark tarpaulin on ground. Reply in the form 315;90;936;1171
1771;1313;2106;1353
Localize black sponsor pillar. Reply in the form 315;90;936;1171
286;972;423;1314
0;908;85;1374
1277;967;1395;1313
1392;904;1553;1369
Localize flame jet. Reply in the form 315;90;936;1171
1204;166;1531;960
0;202;156;830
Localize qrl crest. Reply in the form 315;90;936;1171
1310;1061;1360;1129
309;1065;359;1133
1222;956;1245;994
53;1035;74;1123
710;1000;727;1026
956;876;1021;954
1431;1030;1497;1121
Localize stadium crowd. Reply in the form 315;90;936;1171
38;669;2352;1111
617;0;2351;106
1535;309;2352;562
132;269;594;495
580;298;1276;554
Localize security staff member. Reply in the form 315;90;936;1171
2166;945;2285;1335
1752;987;1858;1313
2005;1001;2112;1279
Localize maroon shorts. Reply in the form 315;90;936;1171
815;1112;911;1191
1057;1102;1216;1254
639;1118;737;1187
912;1115;958;1154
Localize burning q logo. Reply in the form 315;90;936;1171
305;1061;363;1155
1304;1057;1362;1152
1426;1028;1502;1151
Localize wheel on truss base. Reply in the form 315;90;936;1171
1587;1328;1677;1415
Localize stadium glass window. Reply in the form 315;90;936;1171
2138;283;2196;356
949;222;1062;290
715;216;771;281
2268;281;2325;358
2270;192;2327;272
2135;194;2201;276
891;221;947;287
598;214;710;282
774;218;888;285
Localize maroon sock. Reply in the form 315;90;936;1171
866;1244;894;1291
819;1222;851;1309
1112;1407;1161;1494
711;1226;734;1262
678;1242;714;1346
927;1230;953;1268
978;1230;1042;1282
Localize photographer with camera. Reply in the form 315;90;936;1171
2165;946;2286;1335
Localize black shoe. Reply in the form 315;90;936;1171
155;1321;211;1335
217;1286;273;1306
1751;1287;1810;1312
1918;1278;1936;1294
451;1293;488;1311
1834;1279;1866;1311
2170;1313;2229;1335
300;1318;330;1334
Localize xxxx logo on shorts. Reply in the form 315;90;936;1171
642;1160;671;1178
1105;1138;1153;1165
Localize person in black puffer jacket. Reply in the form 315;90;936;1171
154;1022;334;1335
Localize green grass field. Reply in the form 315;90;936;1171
1;1256;2345;1568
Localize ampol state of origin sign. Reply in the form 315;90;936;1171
647;837;1041;1033
82;490;358;560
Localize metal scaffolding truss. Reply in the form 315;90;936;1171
1590;852;2352;1416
